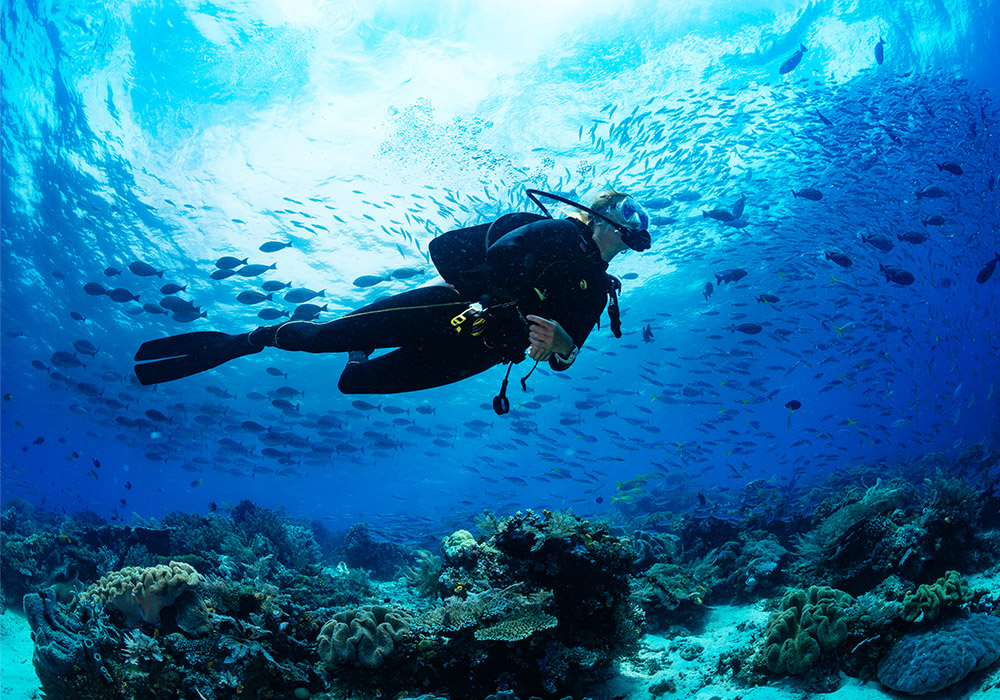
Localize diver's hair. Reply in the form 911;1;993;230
566;188;630;227
589;188;630;216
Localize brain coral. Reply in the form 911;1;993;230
763;585;856;675
80;560;202;626
318;605;412;669
878;614;1000;695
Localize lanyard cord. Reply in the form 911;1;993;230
520;360;539;391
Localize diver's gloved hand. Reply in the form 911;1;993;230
525;315;573;363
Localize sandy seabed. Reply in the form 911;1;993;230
1;608;40;700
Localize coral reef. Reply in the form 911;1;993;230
393;509;640;697
3;445;998;700
877;613;1000;694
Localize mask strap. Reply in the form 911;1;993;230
526;189;635;238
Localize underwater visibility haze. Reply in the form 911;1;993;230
2;1;1000;699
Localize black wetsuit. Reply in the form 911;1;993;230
270;214;613;394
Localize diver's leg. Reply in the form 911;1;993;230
250;286;468;353
337;342;503;394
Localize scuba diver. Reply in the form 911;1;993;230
133;189;651;413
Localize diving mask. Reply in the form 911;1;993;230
617;196;650;232
613;196;651;251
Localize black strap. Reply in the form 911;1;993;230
525;188;648;247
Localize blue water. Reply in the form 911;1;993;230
2;0;999;537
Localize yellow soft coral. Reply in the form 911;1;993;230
81;561;202;626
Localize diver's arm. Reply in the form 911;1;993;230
546;300;603;371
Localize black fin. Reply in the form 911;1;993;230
133;332;261;385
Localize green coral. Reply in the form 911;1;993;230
763;585;855;675
902;570;972;622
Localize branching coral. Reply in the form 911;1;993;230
926;472;984;524
122;630;163;666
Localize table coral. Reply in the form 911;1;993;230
877;613;1000;694
474;610;558;641
80;560;202;626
